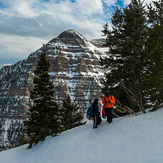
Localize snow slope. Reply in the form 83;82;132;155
0;108;163;163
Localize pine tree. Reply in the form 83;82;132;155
101;0;149;113
60;96;85;132
25;47;60;148
146;0;163;110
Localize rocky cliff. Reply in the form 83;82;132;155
0;29;106;150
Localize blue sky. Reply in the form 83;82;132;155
0;0;152;67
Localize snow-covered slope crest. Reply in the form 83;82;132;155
0;108;163;163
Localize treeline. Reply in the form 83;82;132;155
101;0;163;115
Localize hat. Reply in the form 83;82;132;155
106;90;110;95
93;98;98;104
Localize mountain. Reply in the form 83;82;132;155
90;38;106;48
0;29;106;150
0;108;163;163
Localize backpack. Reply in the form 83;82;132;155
86;105;93;120
102;105;106;119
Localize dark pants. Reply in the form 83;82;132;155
93;115;98;128
105;108;113;123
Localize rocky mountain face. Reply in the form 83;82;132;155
90;38;106;48
0;29;106;150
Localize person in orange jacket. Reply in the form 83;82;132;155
102;90;115;123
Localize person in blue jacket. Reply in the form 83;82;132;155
92;98;101;129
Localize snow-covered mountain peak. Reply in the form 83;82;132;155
57;29;85;40
50;29;104;59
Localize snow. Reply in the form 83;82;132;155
3;64;12;67
0;108;163;163
3;119;10;145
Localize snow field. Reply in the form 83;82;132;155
0;108;163;163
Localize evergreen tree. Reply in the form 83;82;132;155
25;47;60;148
60;96;85;132
146;0;163;109
101;0;149;113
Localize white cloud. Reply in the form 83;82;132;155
0;34;47;55
75;0;104;15
0;0;107;38
0;0;110;67
0;0;39;17
103;0;117;6
123;0;159;6
2;0;159;67
123;0;131;6
15;1;38;18
0;34;49;68
0;33;48;67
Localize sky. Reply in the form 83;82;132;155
0;0;155;68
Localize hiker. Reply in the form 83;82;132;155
92;98;101;129
102;91;115;123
